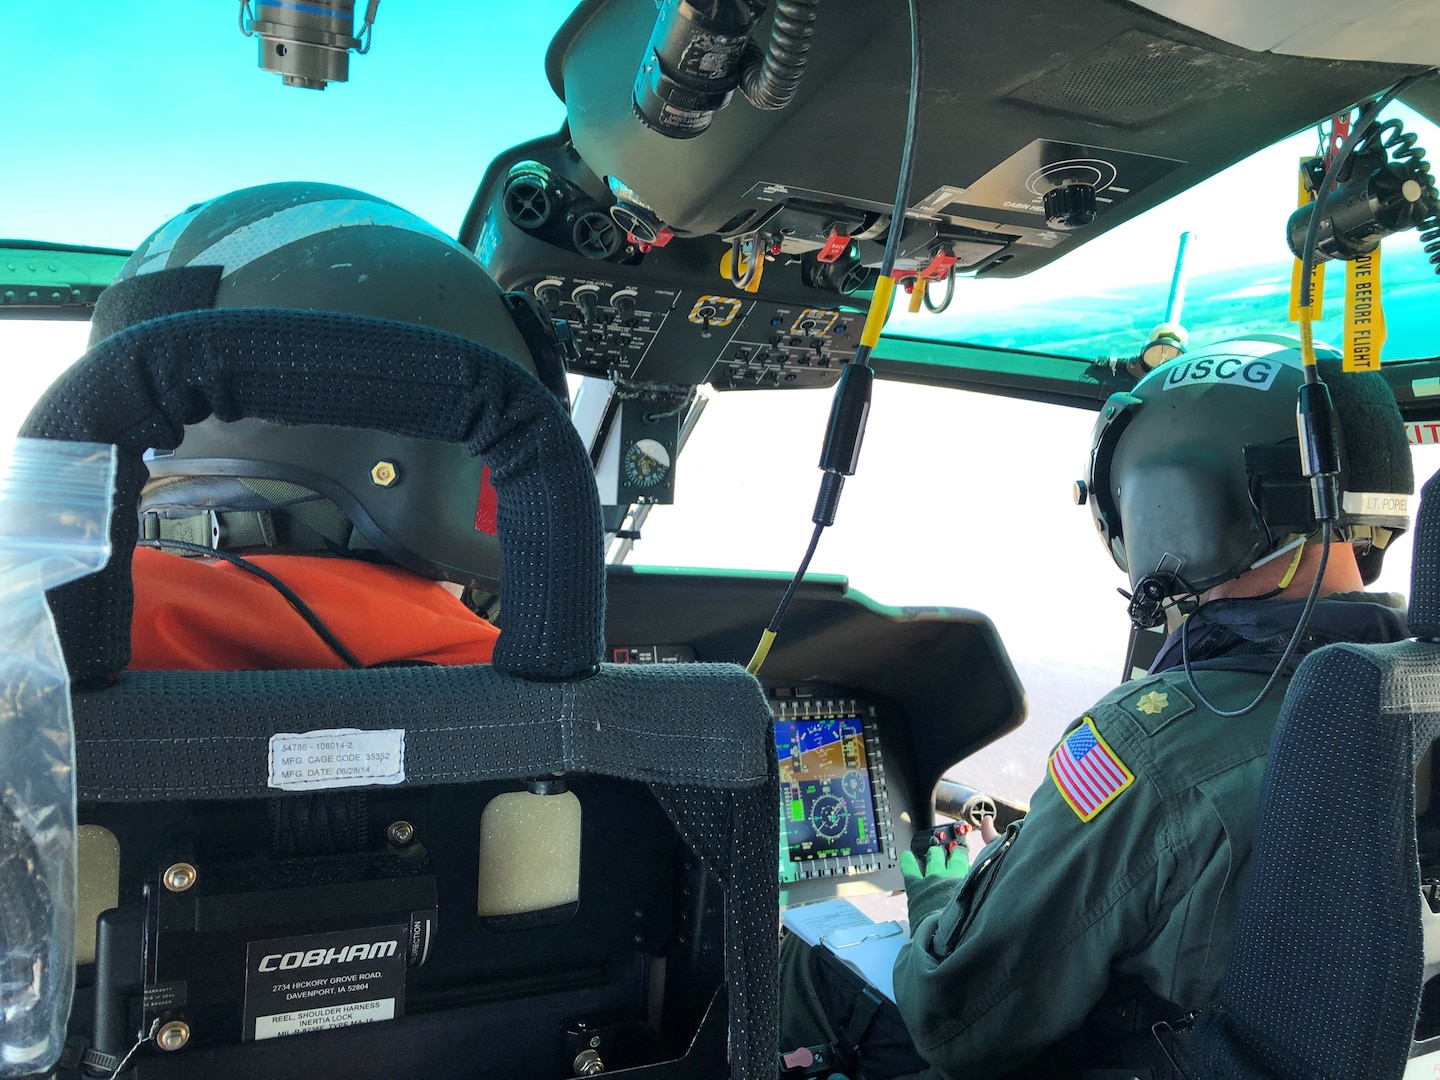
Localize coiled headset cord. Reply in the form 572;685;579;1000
1359;117;1440;274
1192;75;1428;717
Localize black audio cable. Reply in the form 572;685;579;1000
748;0;923;674
1180;529;1333;719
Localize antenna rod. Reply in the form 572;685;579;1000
1164;231;1193;326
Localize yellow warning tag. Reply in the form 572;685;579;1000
1288;159;1325;323
1343;247;1386;371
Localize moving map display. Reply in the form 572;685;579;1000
776;717;881;864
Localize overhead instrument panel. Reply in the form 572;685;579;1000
523;273;861;387
939;139;1185;235
466;143;874;390
534;0;1421;279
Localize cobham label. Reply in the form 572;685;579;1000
243;925;408;1041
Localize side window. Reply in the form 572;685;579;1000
887;107;1440;365
1;320;90;437
1368;443;1440;599
634;382;1440;806
632;380;1132;805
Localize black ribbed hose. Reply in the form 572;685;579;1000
739;0;819;111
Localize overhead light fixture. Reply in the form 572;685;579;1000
239;0;380;90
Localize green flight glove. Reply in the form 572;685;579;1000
900;841;969;927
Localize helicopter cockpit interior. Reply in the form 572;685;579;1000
4;0;1440;1077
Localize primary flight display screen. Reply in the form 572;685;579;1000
776;716;882;865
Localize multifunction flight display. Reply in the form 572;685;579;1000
774;699;895;882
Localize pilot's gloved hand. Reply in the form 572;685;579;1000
979;813;999;845
900;842;969;927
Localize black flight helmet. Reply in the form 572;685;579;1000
89;182;572;593
1084;337;1412;627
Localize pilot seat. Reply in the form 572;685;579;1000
18;307;779;1080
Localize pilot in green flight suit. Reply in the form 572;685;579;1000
780;340;1415;1079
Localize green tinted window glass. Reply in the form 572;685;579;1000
887;106;1440;366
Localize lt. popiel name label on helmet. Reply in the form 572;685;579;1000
1342;491;1410;519
1160;356;1281;393
243;925;408;1041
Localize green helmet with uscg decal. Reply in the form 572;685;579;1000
1083;336;1412;627
88;182;573;592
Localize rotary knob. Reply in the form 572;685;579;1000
575;289;599;326
1043;183;1098;230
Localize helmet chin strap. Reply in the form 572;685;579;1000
1246;533;1307;579
1275;539;1307;591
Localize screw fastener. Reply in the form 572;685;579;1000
157;1021;191;1051
387;820;415;846
573;1049;604;1075
370;461;399;487
162;863;197;893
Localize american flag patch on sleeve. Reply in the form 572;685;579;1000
1049;717;1134;822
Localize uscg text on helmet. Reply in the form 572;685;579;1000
257;940;398;972
1161;357;1279;392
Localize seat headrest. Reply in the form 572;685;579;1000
19;308;605;681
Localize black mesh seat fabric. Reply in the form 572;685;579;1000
18;309;779;1080
1171;469;1440;1079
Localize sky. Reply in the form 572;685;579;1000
4;4;1440;801
1;3;575;247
